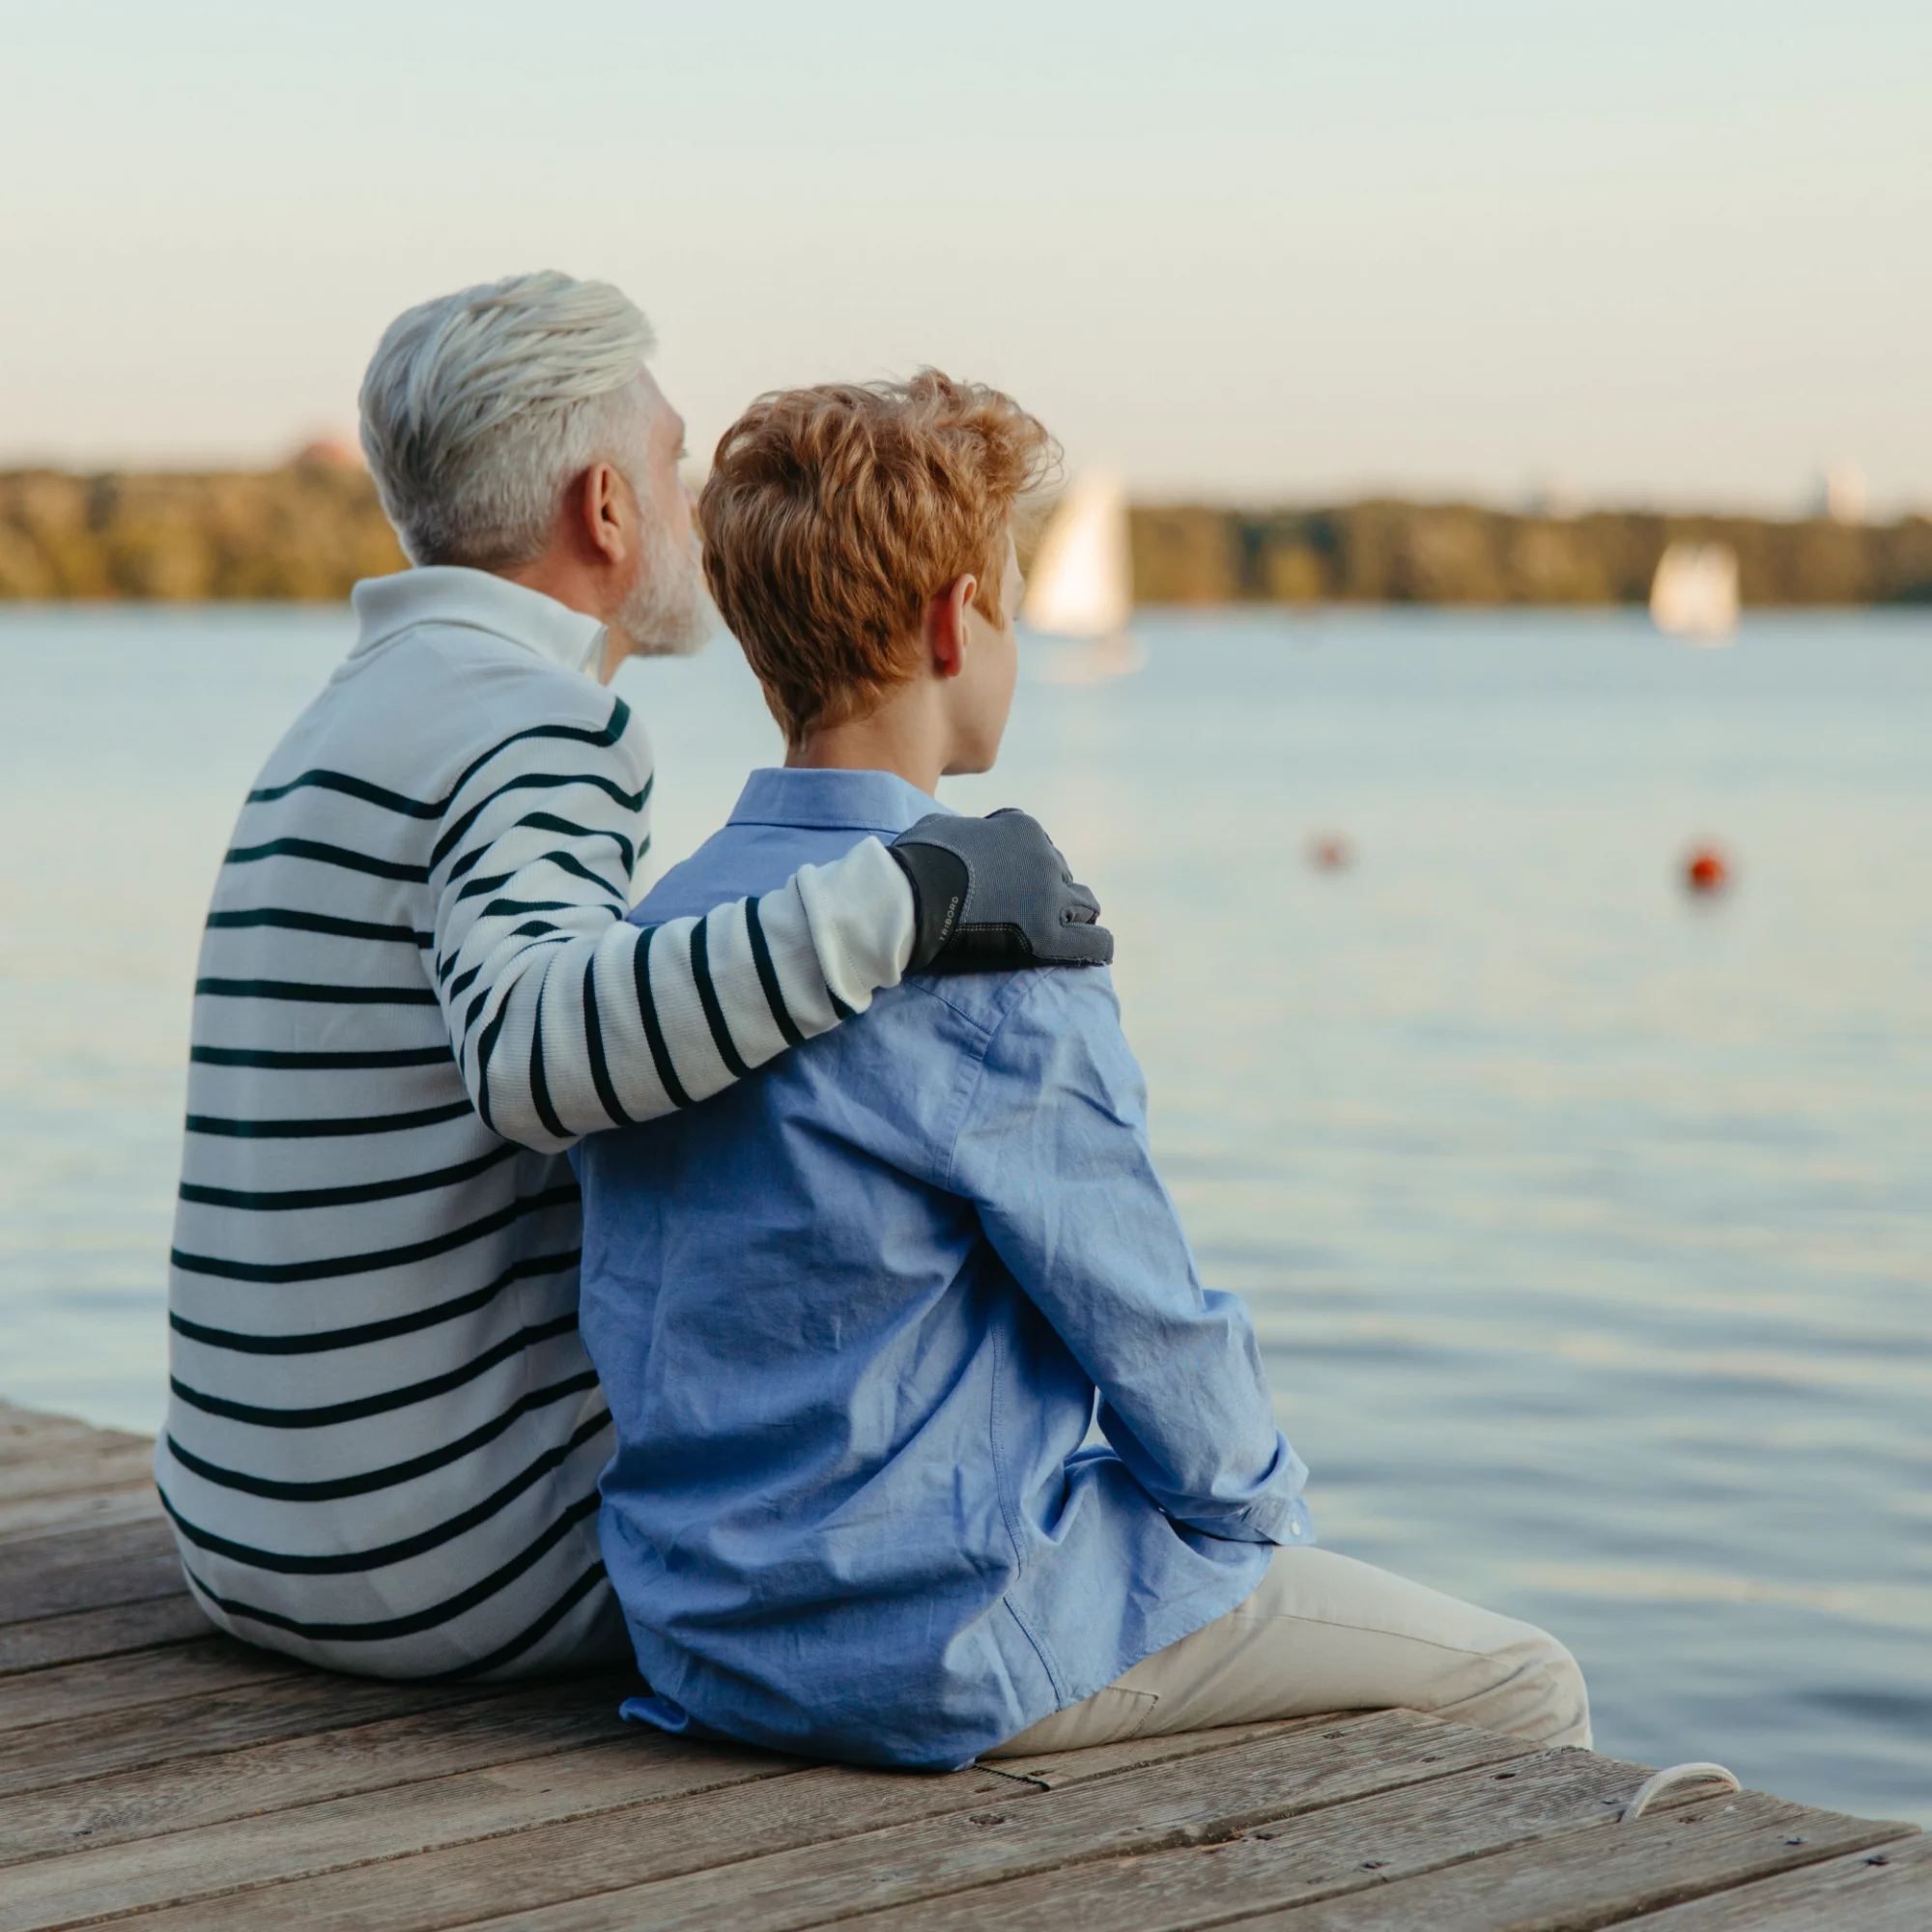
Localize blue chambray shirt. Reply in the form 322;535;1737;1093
576;767;1312;1771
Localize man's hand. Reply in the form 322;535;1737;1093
890;810;1113;974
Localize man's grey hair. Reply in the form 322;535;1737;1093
359;270;657;568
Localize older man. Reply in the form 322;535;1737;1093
158;271;1109;1681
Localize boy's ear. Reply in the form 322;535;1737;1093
929;573;978;680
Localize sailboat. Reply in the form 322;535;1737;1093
1649;542;1740;643
1020;471;1146;684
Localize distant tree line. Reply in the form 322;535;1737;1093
0;459;405;599
2;462;1928;605
1128;502;1932;607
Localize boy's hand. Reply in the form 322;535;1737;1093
891;810;1114;973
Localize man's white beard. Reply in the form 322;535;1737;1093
619;518;715;659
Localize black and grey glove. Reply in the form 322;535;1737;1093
889;809;1113;974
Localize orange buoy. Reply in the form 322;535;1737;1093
1310;835;1351;871
1685;846;1730;895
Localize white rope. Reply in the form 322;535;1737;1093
1620;1761;1742;1822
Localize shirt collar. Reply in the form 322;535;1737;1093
348;566;609;680
726;766;947;837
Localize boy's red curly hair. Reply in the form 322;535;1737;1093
699;370;1057;742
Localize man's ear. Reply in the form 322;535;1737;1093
929;573;978;680
579;463;630;565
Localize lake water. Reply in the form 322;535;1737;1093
2;602;1928;1824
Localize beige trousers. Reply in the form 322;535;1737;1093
985;1546;1590;1757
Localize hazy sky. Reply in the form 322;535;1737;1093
4;1;1927;509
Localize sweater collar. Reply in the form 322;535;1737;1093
349;566;609;680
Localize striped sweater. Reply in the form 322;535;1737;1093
157;567;914;1679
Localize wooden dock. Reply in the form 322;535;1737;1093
1;1397;1922;1929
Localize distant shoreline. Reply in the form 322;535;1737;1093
1125;502;1932;609
2;464;1927;607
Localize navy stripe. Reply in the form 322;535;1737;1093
247;768;441;816
195;978;438;1008
426;1559;611;1682
467;936;581;1133
454;853;624;904
169;1250;578;1355
506;810;637;874
440;703;633;821
460;932;569;1060
169;1311;582;1428
224;837;427;884
471;1001;508;1136
745;895;806;1049
182;1489;603;1644
178;1142;517;1211
582;952;630;1128
185;1099;474;1140
471;898;574;918
690;912;750;1080
243;701;634;822
160;1410;612;1576
528;981;566;1143
631;925;690;1109
163;1371;595;1497
432;769;646;871
189;1044;453;1071
170;1182;579;1284
205;908;432;947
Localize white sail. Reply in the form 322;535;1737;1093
1650;542;1740;642
1022;471;1132;639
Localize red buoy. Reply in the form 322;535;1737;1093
1310;835;1351;872
1685;846;1730;895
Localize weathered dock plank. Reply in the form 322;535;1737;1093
0;1415;158;1545
990;1716;1321;1789
461;1712;1532;1932
0;1399;1917;1932
0;1435;156;1503
0;1670;489;1800
0;1485;162;1545
0;1632;302;1733
0;1423;153;1478
1225;1789;1914;1930
0;1682;633;1865
0;1592;211;1676
0;1402;124;1464
1621;1828;1932;1929
96;1760;1022;1932
0;1516;184;1623
0;1735;796;1932
840;1747;1668;1932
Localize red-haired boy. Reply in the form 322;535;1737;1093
575;373;1588;1768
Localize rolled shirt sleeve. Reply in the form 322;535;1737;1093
946;967;1312;1548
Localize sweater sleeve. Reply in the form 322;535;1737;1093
429;696;915;1152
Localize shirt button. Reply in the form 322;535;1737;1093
1288;1522;1301;1536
